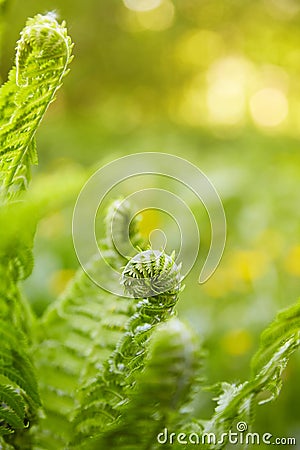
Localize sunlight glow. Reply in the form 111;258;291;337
206;57;252;125
250;88;288;127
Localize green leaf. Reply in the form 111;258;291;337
197;299;300;449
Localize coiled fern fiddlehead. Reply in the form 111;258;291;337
0;12;73;202
71;249;182;446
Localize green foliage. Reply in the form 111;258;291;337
32;202;146;449
92;318;201;450
0;11;72;450
0;9;299;450
196;299;300;449
71;249;182;447
0;12;73;202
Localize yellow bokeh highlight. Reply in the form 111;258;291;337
284;245;300;276
123;0;161;12
38;212;66;238
49;269;76;296
250;87;288;128
231;250;270;283
206;57;253;126
138;209;161;241
136;0;175;31
203;266;236;298
221;329;253;356
207;78;245;125
203;249;270;298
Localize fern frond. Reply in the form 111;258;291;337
0;319;40;440
251;298;300;394
90;318;200;450
199;298;300;449
71;249;182;446
0;13;73;448
0;12;73;201
32;255;129;449
103;197;145;263
33;199;146;449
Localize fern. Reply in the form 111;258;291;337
0;8;299;450
103;197;145;264
32;199;146;449
0;12;73;202
0;12;73;449
71;249;182;446
194;299;300;449
91;318;201;450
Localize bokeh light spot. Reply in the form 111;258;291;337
265;0;300;20
49;269;76;296
250;88;288;128
139;209;161;238
123;0;161;12
206;57;253;126
231;250;269;283
136;0;175;31
284;245;300;276
207;79;245;125
222;329;253;356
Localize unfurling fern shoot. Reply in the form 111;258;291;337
114;249;182;374
72;249;182;446
0;13;73;202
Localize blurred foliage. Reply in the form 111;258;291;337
1;0;300;444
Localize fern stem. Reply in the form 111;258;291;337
71;249;182;446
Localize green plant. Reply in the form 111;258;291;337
0;12;299;450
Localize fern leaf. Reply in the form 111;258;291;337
0;13;73;448
32;255;128;449
0;319;40;441
103;197;145;263
71;249;182;447
199;299;300;449
251;298;300;394
0;12;73;202
90;318;200;450
33;199;145;449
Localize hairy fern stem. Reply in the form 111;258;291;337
71;249;182;446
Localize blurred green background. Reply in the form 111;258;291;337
2;0;300;444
